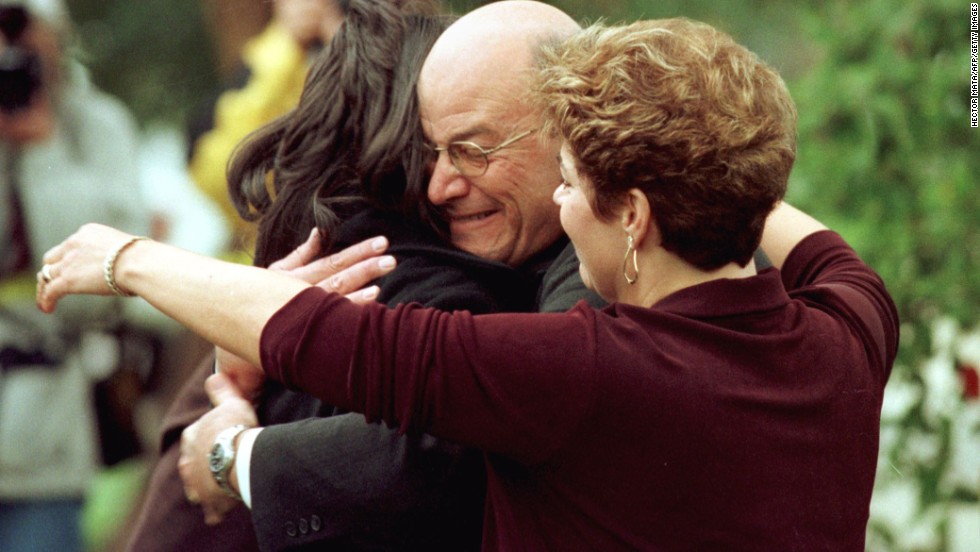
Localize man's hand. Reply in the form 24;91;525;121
179;373;259;526
215;347;266;402
217;232;396;397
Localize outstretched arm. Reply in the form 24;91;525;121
37;224;391;373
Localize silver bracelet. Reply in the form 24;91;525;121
103;236;148;297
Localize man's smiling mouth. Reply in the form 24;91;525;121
451;210;497;223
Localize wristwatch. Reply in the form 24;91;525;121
208;424;250;499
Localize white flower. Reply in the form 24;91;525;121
880;368;921;422
947;503;980;552
942;402;980;492
869;479;921;536
921;353;960;421
930;316;960;352
956;325;980;368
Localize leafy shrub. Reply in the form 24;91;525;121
790;0;979;549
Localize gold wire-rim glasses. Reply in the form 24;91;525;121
429;129;536;177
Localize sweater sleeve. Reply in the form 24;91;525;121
781;230;900;379
261;291;598;465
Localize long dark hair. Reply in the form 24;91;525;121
227;0;450;268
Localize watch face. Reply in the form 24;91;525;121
209;443;226;473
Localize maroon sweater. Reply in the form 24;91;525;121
261;231;899;551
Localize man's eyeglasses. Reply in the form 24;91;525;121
428;129;536;177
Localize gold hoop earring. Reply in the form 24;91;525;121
623;235;639;285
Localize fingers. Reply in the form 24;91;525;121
214;349;267;400
178;422;200;503
267;234;394;296
41;240;64;265
328;236;390;272
317;255;396;296
179;446;235;525
268;228;322;273
205;372;247;407
36;242;66;312
35;262;62;313
292;235;389;284
345;285;381;305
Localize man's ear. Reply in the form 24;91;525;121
621;189;653;246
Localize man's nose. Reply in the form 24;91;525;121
427;155;471;205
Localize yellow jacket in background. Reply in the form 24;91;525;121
189;22;310;258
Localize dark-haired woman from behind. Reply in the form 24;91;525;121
123;2;531;551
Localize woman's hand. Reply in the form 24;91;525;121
35;223;140;313
268;229;396;301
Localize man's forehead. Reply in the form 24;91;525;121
419;75;532;144
418;17;538;141
420;100;500;143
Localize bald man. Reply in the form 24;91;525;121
418;2;571;267
131;2;592;551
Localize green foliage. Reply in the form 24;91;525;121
789;0;978;357
790;1;979;548
444;0;805;71
67;0;219;125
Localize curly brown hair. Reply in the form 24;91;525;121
534;18;797;270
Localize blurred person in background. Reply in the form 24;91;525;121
0;0;149;550
188;0;344;258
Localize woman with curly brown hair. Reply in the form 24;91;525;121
40;18;898;550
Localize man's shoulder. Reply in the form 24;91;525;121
537;242;605;313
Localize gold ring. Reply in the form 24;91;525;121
41;264;53;283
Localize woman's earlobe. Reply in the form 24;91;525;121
620;212;634;234
620;190;641;225
622;189;652;242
